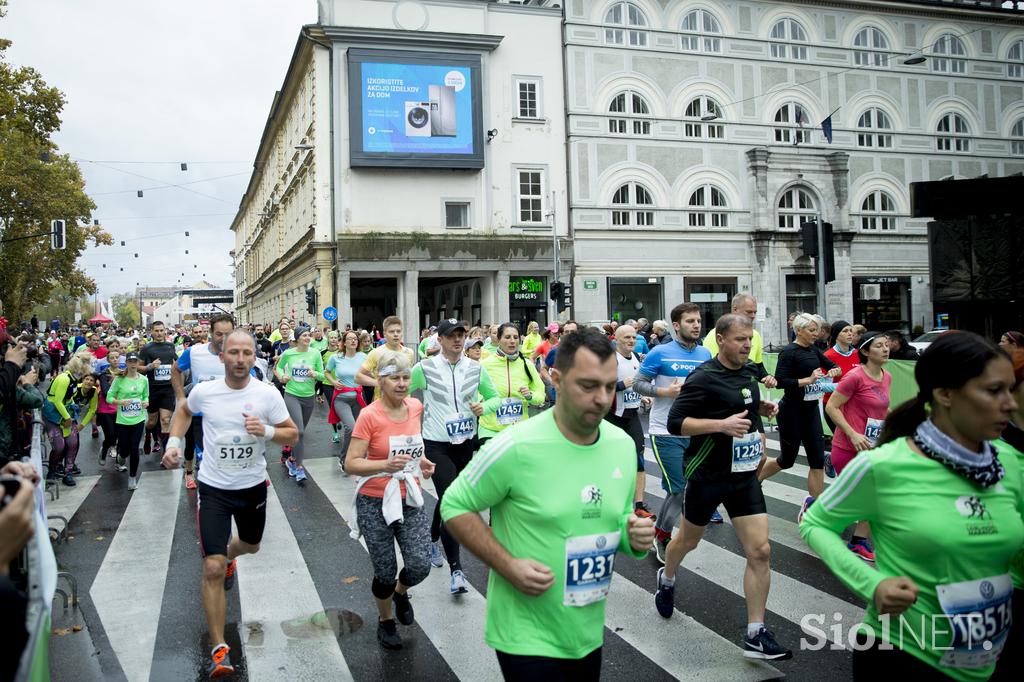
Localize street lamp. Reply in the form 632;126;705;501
903;52;926;65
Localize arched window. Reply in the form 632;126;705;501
777;187;815;229
680;9;722;53
774;103;811;144
769;18;808;61
1012;118;1024;156
683;96;724;139
859;190;898;231
856;108;893;148
608;91;652;135
604;2;649;47
853;26;889;67
611;182;655;226
1007;39;1023;79
936;112;970;152
687;185;729;228
932;33;967;74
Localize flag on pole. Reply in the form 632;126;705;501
795;107;806;126
821;115;834;144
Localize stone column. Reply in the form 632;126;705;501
495;270;511;325
336;270;351;330
402;269;419;346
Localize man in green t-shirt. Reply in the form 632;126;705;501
442;328;655;679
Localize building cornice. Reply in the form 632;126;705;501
785;0;1024;22
310;25;503;52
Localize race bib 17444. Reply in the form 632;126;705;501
444;412;475;444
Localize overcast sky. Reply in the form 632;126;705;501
4;0;317;298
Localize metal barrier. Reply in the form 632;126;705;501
14;410;60;682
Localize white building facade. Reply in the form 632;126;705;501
564;0;1024;344
232;0;567;340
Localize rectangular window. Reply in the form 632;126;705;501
515;77;542;119
516;169;545;224
445;202;470;228
786;275;817;320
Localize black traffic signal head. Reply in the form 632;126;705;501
305;288;316;315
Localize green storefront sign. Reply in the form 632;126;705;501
509;276;546;306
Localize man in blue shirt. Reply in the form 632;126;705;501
634;302;713;562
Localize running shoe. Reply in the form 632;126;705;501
295;466;307;484
429;540;444;568
62;474;76;487
653;536;669;565
450;569;469;595
824;451;837;479
69;464;82;475
92;426;99;439
143;436;151;454
796;496;815;524
654;567;675;618
152;440;162;453
224;559;237;591
285;458;298;478
377;619;402;650
634;501;656;521
709;508;724;524
184;472;197;490
208;644;235;678
128;476;138;491
98;449;106;465
847;538;876;564
331;431;340;444
743;626;793;660
393;591;414;626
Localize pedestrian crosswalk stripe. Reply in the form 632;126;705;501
89;469;180;682
236;479;355;681
45;474;101;522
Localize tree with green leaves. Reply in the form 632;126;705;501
111;293;139;327
0;0;112;324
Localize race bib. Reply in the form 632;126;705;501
936;573;1012;669
496;398;524;426
864;418;884;445
388;434;425;474
291;365;312;381
621;389;642;410
154;365;172;381
121;400;142;418
731;432;763;473
444;412;475;445
804;379;833;401
212;433;264;471
564;532;620;607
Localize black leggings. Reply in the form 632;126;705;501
852;631;949;679
776;400;825;470
496;648;602;682
424;438;475;573
117;422;145;477
98;412;118;453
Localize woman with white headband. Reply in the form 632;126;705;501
345;350;436;651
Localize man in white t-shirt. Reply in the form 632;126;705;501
162;329;297;678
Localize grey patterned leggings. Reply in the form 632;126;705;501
356;493;432;598
283;393;314;465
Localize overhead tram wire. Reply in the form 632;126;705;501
81;160;248;203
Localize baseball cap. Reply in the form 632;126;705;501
546;322;560;333
436;319;467;337
125;352;139;362
464;337;484;349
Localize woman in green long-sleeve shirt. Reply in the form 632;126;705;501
274;326;324;484
801;332;1023;681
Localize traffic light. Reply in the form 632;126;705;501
550;281;563;303
798;219;836;283
50;219;66;250
549;281;571;313
305;288;316;315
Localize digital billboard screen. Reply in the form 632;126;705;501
348;49;484;169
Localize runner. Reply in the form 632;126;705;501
408;319;501;593
701;294;765;371
478;323;546;447
321;333;341;441
823;331;891;562
172;314;234;490
309;327;329;405
822;320;859;469
634;302;714;562
96;348;120;465
802;332;1022;681
442;328;655;679
345;350;436;651
273;325;325;484
138;321;178;457
758;313;840;523
418;326;440;360
998;330;1023;353
42;354;92;485
356;316;415;402
326;330;366;467
654;314;790;660
464;336;483;361
520;321;542;358
108;352;149;490
604;324;655;519
161;329;298;678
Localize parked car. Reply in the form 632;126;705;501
909;329;952;353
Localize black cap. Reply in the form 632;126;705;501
464;337;484;349
436;319;467;337
125;352;139;362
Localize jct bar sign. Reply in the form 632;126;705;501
509;276;547;307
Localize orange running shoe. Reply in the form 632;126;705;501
184;471;197;490
208;644;234;678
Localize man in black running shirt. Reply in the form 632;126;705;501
138;321;178;454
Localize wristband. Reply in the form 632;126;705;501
263;425;276;442
166;436;185;451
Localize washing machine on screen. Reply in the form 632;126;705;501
405;101;432;137
428;85;457;137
